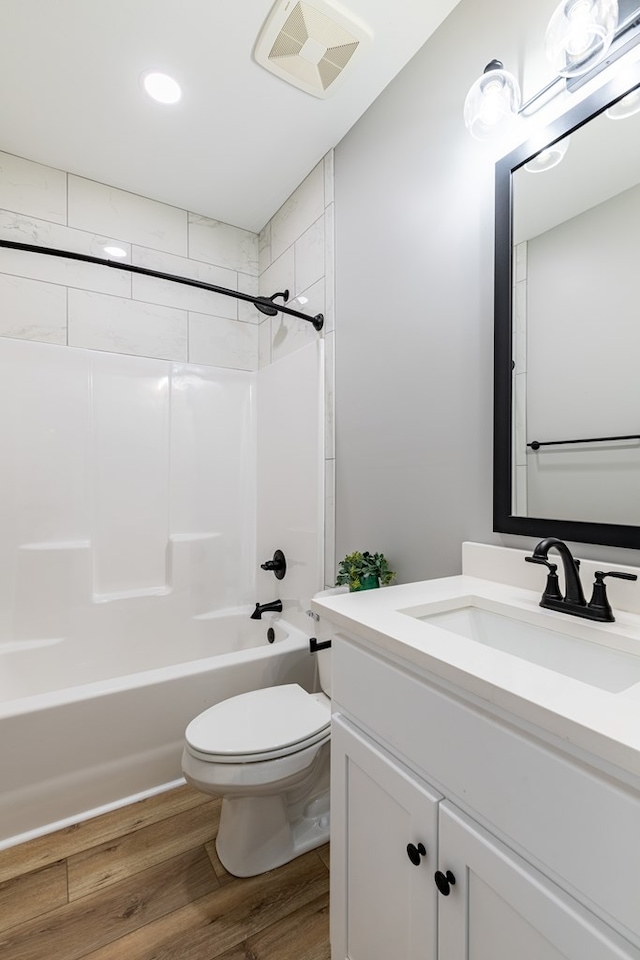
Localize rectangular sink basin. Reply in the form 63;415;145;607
411;600;640;693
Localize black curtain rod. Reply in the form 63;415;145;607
0;239;324;331
528;433;640;450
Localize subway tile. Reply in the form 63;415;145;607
295;217;324;296
132;244;236;290
68;289;187;361
324;330;335;461
258;222;271;274
270;163;324;262
0;210;132;262
260;246;294;302
0;273;67;344
323;202;335;333
132;274;236;321
0;152;66;224
0;244;131;298
188;312;258;371
271;309;320;364
188;215;259;274
68;177;187;256
237;272;261;324
323;150;335;207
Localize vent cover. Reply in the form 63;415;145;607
254;0;372;98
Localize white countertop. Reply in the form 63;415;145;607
312;574;640;783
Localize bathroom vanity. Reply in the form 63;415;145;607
312;543;640;960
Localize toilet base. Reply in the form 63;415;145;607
216;788;330;877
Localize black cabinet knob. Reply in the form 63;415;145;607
434;869;456;895
406;842;426;866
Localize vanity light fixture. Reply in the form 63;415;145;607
524;135;571;171
464;0;630;139
463;60;522;140
141;71;182;105
546;0;619;78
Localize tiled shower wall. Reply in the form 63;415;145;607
0;149;335;630
258;152;336;587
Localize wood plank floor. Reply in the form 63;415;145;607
0;785;330;960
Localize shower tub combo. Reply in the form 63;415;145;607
0;610;315;849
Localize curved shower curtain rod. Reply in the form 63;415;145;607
0;239;324;331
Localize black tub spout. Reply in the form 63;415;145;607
250;599;283;620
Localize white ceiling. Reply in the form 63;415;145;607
0;0;461;233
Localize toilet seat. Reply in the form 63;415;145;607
185;684;331;763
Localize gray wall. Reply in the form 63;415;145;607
333;0;640;582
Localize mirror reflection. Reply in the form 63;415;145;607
510;84;640;527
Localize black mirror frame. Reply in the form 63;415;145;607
494;62;640;551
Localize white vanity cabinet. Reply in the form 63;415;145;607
330;633;640;960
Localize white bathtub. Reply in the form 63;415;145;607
0;611;316;848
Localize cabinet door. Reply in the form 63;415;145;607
331;715;442;960
437;801;639;960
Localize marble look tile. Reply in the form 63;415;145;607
259;318;272;369
0;273;67;344
513;279;527;373
270;162;324;262
323;202;335;333
271;308;320;364
323;150;334;207
0;244;131;297
514;372;527;467
188;313;258;371
68;289;187;361
514;241;527;283
324;330;335;460
68;176;188;256
260;246;294;302
238;272;261;324
292;277;324;328
515;464;528;516
259;223;271;274
324;458;336;589
0;209;132;261
188;215;259;274
0;152;66;224
295;216;324;296
131;251;237;321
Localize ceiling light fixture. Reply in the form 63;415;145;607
463;60;521;140
141;71;182;105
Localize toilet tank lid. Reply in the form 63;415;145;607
185;683;330;757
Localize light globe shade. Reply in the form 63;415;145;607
606;86;640;119
524;135;571;172
545;0;618;79
464;62;521;140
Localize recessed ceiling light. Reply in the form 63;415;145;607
141;71;182;105
104;245;128;258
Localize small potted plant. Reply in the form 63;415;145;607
335;551;396;592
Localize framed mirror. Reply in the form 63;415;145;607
494;61;640;550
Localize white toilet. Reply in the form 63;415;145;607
181;646;331;877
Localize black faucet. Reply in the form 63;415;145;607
525;537;637;622
250;599;283;620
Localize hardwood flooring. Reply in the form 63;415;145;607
0;785;330;960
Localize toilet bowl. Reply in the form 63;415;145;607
181;658;332;877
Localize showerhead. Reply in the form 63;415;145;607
255;289;290;316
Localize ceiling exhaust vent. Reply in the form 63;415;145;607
254;0;372;98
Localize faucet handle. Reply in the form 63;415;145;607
587;570;638;622
526;556;562;601
525;556;557;572
594;570;638;583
